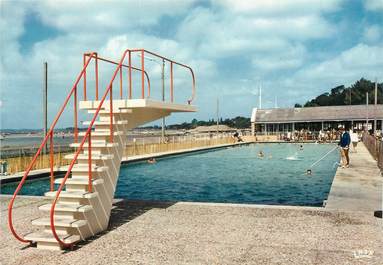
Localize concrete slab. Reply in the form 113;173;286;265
326;143;382;212
1;197;382;265
79;98;197;112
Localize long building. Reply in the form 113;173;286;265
251;105;383;135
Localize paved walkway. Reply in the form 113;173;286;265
1;197;382;265
326;143;382;212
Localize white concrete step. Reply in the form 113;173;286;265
79;99;127;110
82;120;128;126
98;116;128;122
70;165;108;173
25;231;80;244
54;178;104;186
45;190;98;199
32;217;87;228
39;203;93;213
87;109;132;114
64;153;114;161
69;142;119;148
78;131;125;137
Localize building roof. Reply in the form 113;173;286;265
251;105;383;123
189;125;236;133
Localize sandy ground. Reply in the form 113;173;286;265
1;197;382;265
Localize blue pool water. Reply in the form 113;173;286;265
1;143;340;206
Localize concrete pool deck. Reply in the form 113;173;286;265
0;142;382;264
326;143;382;212
1;197;382;264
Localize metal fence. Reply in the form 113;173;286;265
362;133;383;171
1;134;236;175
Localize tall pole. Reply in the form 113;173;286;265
374;78;377;135
366;92;369;132
216;97;219;136
259;82;262;109
43;62;48;154
161;59;165;142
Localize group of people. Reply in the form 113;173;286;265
284;130;315;141
282;128;362;144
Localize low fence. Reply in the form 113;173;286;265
124;135;234;157
2;151;69;175
362;133;383;170
1;135;237;175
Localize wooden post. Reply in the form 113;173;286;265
43;62;48;155
374;79;377;135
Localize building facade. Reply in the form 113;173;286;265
251;105;383;135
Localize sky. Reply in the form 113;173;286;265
1;0;383;129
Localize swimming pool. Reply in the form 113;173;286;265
1;143;339;206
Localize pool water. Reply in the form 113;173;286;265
1;143;339;206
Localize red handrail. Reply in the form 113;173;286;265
50;49;195;247
129;49;196;104
7;52;97;243
49;49;133;248
7;51;151;246
8;48;195;249
83;54;151;101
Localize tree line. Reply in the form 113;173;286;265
144;116;251;130
294;78;382;108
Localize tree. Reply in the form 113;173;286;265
300;78;382;107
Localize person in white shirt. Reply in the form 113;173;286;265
350;129;359;152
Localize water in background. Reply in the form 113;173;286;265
1;143;339;206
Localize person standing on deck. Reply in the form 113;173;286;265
338;126;351;168
350;129;359;152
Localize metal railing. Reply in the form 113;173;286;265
362;133;383;171
128;49;196;104
8;52;98;244
7;52;147;244
8;49;195;248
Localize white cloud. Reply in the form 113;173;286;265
296;44;383;80
364;0;383;11
363;24;382;43
213;0;343;16
177;7;334;66
282;43;383;104
1;0;382;128
35;0;198;32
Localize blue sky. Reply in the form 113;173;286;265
1;0;383;129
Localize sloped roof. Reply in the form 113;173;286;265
251;105;383;123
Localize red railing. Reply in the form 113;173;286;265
8;48;195;248
127;49;196;104
7;52;149;245
82;50;196;104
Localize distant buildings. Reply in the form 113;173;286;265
251;105;383;135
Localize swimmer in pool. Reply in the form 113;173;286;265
300;145;304;150
258;151;264;158
306;169;312;175
147;158;156;164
